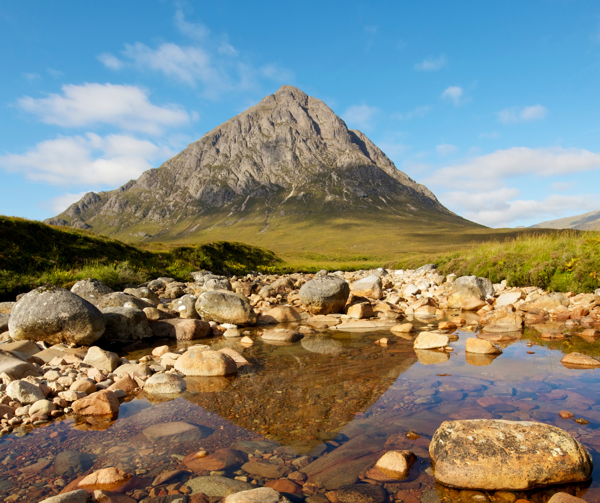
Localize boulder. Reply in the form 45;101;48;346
350;275;383;300
40;490;89;503
465;338;502;355
72;389;120;416
0;301;15;314
454;276;494;298
123;286;159;305
150;319;211;340
71;378;97;394
70;278;114;305
301;336;343;355
374;450;416;479
114;362;152;378
174;347;237;376
143;421;211;443
9;286;105;346
258;306;303;324
223;487;289;503
481;311;523;333
448;285;484;309
520;293;570;312
170;294;199;319
99;307;153;342
6;380;45;404
561;353;600;368
187;476;252;497
299;276;350;315
271;277;294;293
461;298;486;311
83;346;120;372
496;290;524;307
29;398;56;416
96;292;153;310
144;373;187;394
163;281;187;299
346;302;374;319
196;291;257;326
261;329;303;343
242;461;290;478
429;419;593;490
413;332;449;350
548;494;587;503
78;467;130;488
390;323;414;335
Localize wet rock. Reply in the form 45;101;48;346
55;450;95;476
100;307;153;342
40;490;89;503
83;346;120;372
262;329;303;343
196;291;257;326
465;353;500;366
374;450;416;479
96;292;152;310
390;323;414;335
184;448;247;473
71;278;114;305
72;389;120;416
307;315;341;328
151;319;212;340
481;312;523;333
299;276;350;315
466;338;502;354
143;421;211;443
218;348;249;367
224;487;291;502
413;332;449;350
241;461;290;478
79;467;131;488
429;419;593;490
175;348;237;376
301;336;343;355
258;306;303;324
0;349;41;379
144;373;186;394
186;475;252;497
264;479;302;495
9;286;106;346
350;275;383;300
6;380;45;404
561;353;600;368
336;484;388;503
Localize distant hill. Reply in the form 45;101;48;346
45;85;482;261
531;210;600;231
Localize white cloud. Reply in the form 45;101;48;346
436;144;458;156
391;105;432;121
260;64;295;83
428;147;600;191
441;86;463;106
47;68;64;79
551;181;575;191
50;191;88;213
498;104;547;124
99;10;293;99
0;133;172;186
415;55;447;71
342;105;380;130
441;191;599;228
23;73;41;81
17;83;190;135
479;131;500;139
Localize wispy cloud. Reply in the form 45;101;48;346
498;104;547;124
441;86;464;106
342;104;380;130
391;105;432;121
479;131;501;139
436;144;458;156
23;73;41;81
17;83;191;135
415;54;447;71
0;133;173;186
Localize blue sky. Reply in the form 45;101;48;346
2;0;600;228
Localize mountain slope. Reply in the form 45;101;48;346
46;85;482;258
531;210;600;231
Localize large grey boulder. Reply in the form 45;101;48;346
430;419;593;490
123;286;159;305
99;307;153;342
454;276;494;298
299;276;350;314
96;292;153;310
70;278;113;305
196;291;257;326
9;286;105;346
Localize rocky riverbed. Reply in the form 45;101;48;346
1;266;600;503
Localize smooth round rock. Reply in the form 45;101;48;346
223;487;288;503
299;276;350;315
144;373;187;394
6;380;45;404
466;338;502;355
413;332;449;350
83;346;120;373
196;291;257;326
9;286;106;346
71;278;114;305
174;348;237;376
99;306;152;342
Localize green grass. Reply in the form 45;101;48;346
395;230;600;293
0;216;282;301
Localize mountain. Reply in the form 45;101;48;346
45;85;481;259
531;210;600;231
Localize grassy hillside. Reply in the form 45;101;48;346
531;209;600;231
0;216;282;301
396;231;600;293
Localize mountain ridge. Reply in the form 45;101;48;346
531;209;600;231
46;85;481;254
